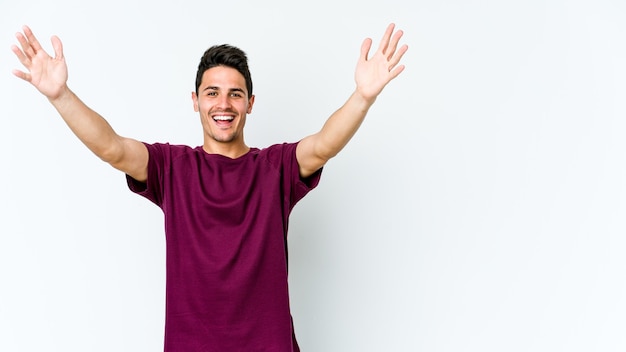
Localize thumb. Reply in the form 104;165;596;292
360;38;372;62
50;35;64;60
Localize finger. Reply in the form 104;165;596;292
388;44;408;80
12;69;31;82
51;35;64;60
377;23;395;55
388;44;408;69
386;29;404;61
360;37;372;62
22;25;44;53
11;44;30;67
389;64;406;80
15;32;35;58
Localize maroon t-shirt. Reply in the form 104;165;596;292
126;142;322;352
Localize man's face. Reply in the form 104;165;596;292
192;65;254;146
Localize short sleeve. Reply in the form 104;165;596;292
267;142;323;209
126;142;167;207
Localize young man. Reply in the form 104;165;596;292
11;24;407;351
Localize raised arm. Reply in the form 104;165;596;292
296;23;408;178
11;25;148;182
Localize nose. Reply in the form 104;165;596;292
215;94;232;109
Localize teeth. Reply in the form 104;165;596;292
213;115;234;121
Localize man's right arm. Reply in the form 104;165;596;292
12;25;148;182
49;87;148;182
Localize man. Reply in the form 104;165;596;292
11;23;407;351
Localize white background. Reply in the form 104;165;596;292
1;0;626;351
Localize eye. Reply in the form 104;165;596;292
230;92;243;98
207;91;217;96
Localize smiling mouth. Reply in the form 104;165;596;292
213;115;234;122
212;115;235;128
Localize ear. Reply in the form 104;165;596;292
247;95;255;114
191;91;199;112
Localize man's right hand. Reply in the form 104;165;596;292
11;25;68;101
10;25;149;182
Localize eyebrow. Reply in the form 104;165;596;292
203;86;246;94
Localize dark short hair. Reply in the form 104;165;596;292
195;44;253;97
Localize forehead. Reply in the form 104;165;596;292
200;66;247;91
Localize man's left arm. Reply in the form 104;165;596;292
296;23;408;178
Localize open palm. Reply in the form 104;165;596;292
12;25;68;100
355;23;408;102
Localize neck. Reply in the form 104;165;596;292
202;142;250;159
